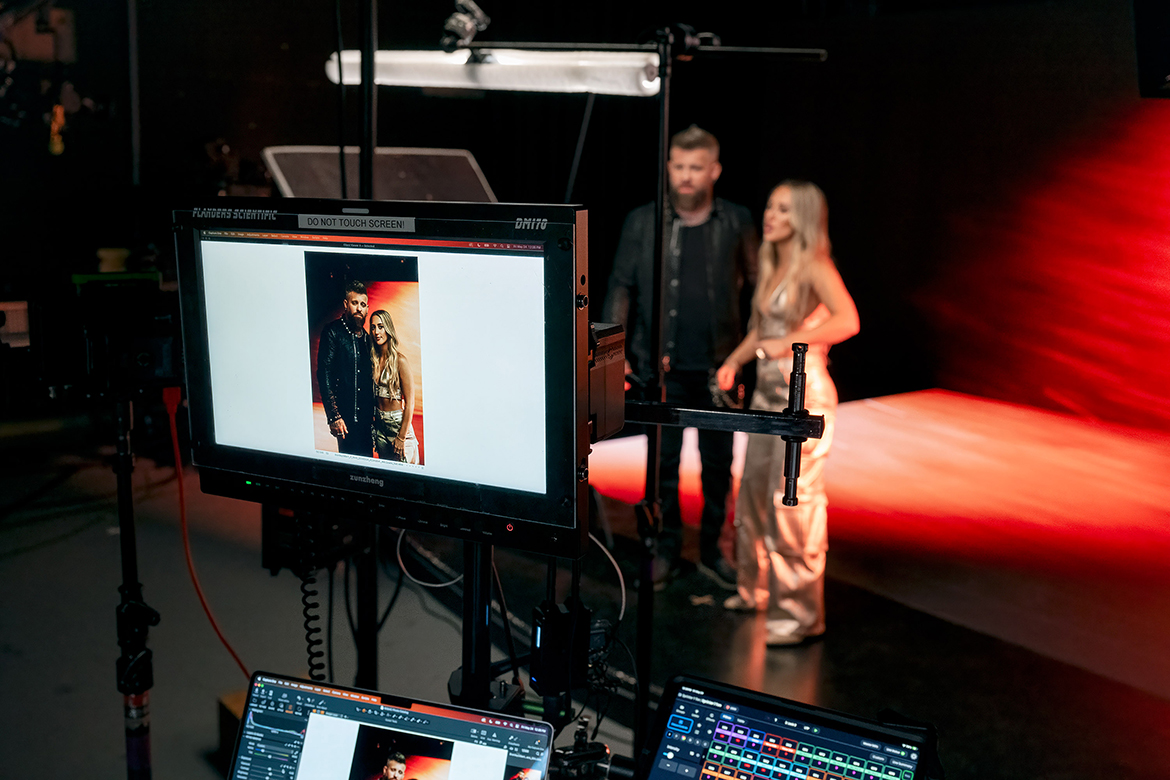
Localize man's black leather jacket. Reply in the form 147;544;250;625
316;318;372;426
602;198;758;382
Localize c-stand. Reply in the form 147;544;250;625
114;398;160;780
76;271;180;780
338;11;828;769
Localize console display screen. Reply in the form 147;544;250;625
232;672;552;780
644;678;925;780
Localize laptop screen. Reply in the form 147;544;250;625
231;672;552;780
643;676;925;780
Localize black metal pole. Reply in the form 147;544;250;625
782;344;810;507
353;526;379;689
334;0;349;199
127;0;141;188
633;27;673;760
461;541;494;708
114;399;159;780
564;92;596;203
358;0;377;199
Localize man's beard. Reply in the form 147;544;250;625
349;313;366;330
670;187;711;213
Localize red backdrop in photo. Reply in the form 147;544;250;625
367;281;425;463
309;281;425;462
403;755;450;780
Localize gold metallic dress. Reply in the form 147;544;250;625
733;289;837;638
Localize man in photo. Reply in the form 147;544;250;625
316;280;374;456
379;752;407;780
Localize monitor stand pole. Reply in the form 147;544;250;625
460;540;494;707
353;525;379;690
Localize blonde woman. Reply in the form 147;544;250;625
715;181;859;646
369;310;419;464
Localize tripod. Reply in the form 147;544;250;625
113;397;161;780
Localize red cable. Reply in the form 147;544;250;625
163;386;251;680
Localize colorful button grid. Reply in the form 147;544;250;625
698;721;914;780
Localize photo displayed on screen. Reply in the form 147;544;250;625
239;673;551;780
347;725;452;780
306;252;426;467
197;229;548;494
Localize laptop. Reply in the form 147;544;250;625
229;671;552;780
641;676;928;780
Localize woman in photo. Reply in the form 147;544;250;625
716;180;860;646
369;309;419;464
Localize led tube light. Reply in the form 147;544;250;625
325;49;661;97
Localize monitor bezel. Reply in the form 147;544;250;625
175;197;590;558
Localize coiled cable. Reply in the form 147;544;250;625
300;570;326;681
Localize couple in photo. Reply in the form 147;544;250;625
317;280;420;464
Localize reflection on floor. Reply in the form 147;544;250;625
589;389;1170;700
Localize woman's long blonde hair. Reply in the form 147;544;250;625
370;309;401;393
753;180;832;331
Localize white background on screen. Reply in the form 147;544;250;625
200;240;547;493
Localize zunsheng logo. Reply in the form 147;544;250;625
349;474;384;488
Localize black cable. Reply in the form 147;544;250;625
377;559;405;631
0;515;106;561
333;0;348;198
0;465;82;519
327;563;336;683
592;689;613;740
343;557;357;641
615;638;639;690
1;465;172;527
411;581;467;637
563;91;595;203
491;557;520;684
300;570;326;681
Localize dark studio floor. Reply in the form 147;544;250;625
2;405;1169;779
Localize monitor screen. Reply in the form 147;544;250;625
176;199;589;556
233;672;552;780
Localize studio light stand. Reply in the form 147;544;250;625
114;397;160;780
75;272;180;780
338;8;829;761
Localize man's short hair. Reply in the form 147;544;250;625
344;279;368;297
670;124;719;160
386;752;407;766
